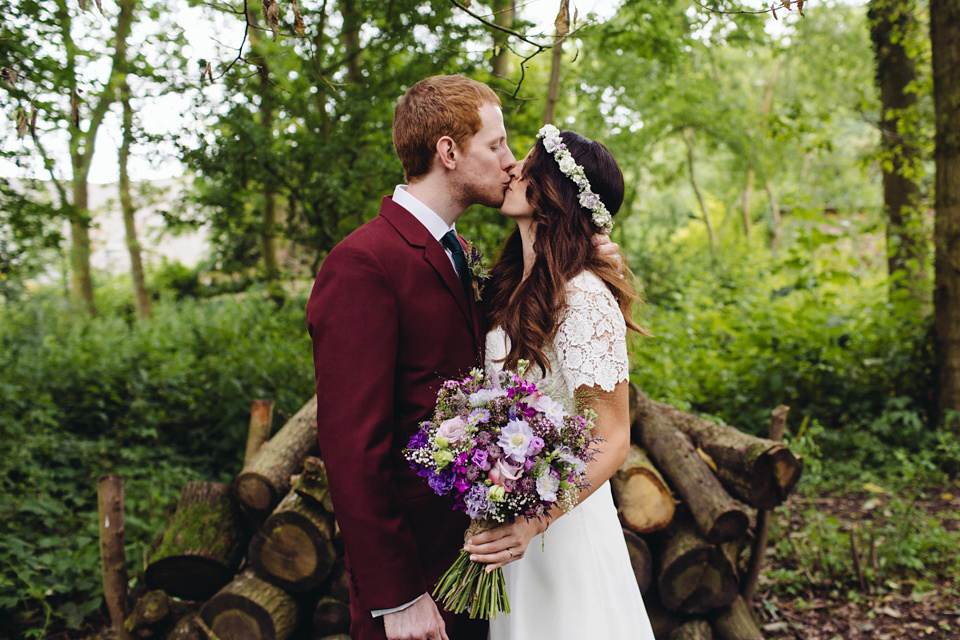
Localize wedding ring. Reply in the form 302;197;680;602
507;548;514;557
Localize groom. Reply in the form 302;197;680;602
306;75;511;640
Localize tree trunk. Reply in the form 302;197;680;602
200;569;299;640
490;0;515;78
340;0;363;83
683;128;717;257
248;490;337;592
60;0;136;314
710;595;763;640
741;170;754;238
145;482;246;600
869;0;927;302
622;528;653;595
669;620;713;640
248;12;282;287
69;185;96;315
118;80;152;319
98;475;131;640
611;444;675;533
632;393;748;543
646;394;802;509
657;509;739;614
931;0;960;430
311;597;351;638
766;180;782;252
235;395;319;514
543;0;569;124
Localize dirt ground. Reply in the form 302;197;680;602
754;483;960;640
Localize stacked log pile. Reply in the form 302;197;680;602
115;388;801;640
617;385;803;639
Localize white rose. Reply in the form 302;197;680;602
538;124;560;138
558;155;577;175
543;136;562;153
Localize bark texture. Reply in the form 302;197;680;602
235;395;319;514
98;475;131;640
650;394;802;509
633;395;748;543
146;482;245;600
931;0;960;429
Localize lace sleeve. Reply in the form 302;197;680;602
553;271;629;393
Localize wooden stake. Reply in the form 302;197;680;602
741;404;789;603
98;475;131;640
244;398;275;466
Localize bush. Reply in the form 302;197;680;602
0;291;315;637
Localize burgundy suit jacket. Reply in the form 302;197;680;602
306;196;488;640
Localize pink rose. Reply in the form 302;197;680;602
488;458;523;488
437;416;468;443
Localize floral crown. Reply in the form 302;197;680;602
536;124;613;233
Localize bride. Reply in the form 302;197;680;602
463;125;656;639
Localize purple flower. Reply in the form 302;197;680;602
407;430;429;449
471;449;491;471
428;471;455;495
475;431;494;446
527;436;544;456
464;484;491;518
498;419;536;463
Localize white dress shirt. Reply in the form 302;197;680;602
392;184;459;273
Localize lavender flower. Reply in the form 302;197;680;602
498;419;535;463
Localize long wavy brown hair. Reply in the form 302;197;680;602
485;130;646;375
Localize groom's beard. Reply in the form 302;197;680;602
465;183;509;210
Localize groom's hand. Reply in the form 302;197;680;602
383;594;449;640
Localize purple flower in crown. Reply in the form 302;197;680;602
579;190;601;210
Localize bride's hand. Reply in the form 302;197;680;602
462;518;547;572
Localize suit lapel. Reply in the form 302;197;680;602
380;197;477;341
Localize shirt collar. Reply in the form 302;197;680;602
392;185;454;243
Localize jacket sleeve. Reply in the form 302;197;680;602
306;242;427;612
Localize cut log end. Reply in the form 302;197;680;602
235;474;278;514
706;510;750;544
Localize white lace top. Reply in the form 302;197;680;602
484;270;629;398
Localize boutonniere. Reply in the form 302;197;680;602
465;242;490;302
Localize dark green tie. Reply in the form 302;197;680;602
440;230;471;293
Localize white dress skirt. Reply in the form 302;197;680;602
485;271;656;640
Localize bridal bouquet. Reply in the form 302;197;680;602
404;362;598;619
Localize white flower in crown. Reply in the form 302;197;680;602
541;136;559;153
535;123;615;233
